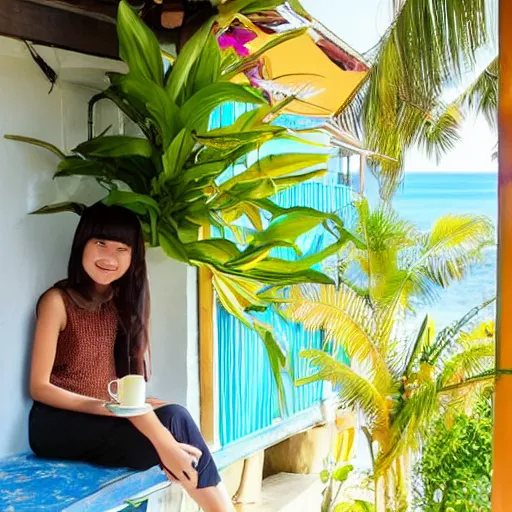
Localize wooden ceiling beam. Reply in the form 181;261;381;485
22;0;118;24
0;0;119;59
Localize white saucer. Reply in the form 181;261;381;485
105;402;153;417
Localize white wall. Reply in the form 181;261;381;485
0;37;199;457
146;252;200;421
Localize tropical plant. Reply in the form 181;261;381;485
285;199;496;510
5;0;361;400
413;393;492;512
320;461;374;512
320;462;355;512
335;198;494;343
338;0;496;198
318;421;375;512
5;0;364;409
294;301;495;511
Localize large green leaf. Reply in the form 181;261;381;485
254;321;288;414
227;230;354;283
231;265;335;286
162;128;195;180
176;219;200;244
210;268;264;327
109;156;155;193
109;74;181;149
74;136;153;159
225;242;298;270
189;31;222;94
272;169;328;192
332;464;354;483
103;190;160;213
102;88;153;142
334;500;375;512
249;208;343;247
219;153;328;192
4;135;65;159
166;17;216;104
181;83;266;132
192;125;285;150
55;156;154;194
159;227;189;262
117;0;164;85
181;160;228;185
55;157;111;178
218;0;285;16
214;174;329;210
31;201;86;216
185;239;240;266
213;180;278;210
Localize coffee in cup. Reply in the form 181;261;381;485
108;375;146;407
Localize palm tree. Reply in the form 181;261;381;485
338;0;497;198
285;199;495;510
294;311;495;510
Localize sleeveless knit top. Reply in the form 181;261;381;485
48;284;118;401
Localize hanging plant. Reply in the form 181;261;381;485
5;0;357;407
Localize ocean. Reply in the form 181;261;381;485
366;172;498;331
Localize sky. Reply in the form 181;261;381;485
300;0;498;173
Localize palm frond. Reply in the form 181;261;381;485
355;0;488;197
351;199;417;309
416;104;463;163
455;56;498;129
337;83;366;140
377;381;438;474
360;202;417;253
424;214;494;255
439;342;494;388
427;298;496;363
438;369;499;394
383;215;494;311
437;319;495;387
287;284;393;392
404;314;436;376
298;349;390;433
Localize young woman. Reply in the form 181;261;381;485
29;203;233;512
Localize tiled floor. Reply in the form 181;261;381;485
147;472;323;512
234;473;323;512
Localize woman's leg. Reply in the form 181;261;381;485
29;401;119;461
30;401;233;511
186;482;235;512
153;404;234;512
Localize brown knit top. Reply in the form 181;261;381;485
48;283;118;401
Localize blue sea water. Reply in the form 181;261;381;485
366;172;498;330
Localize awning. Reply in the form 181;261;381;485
251;33;368;117
228;7;370;119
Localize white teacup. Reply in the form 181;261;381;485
108;375;146;407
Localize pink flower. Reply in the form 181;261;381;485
218;27;257;57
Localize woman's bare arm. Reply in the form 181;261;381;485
29;289;111;416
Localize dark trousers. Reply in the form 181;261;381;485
29;401;221;489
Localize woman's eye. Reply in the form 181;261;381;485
95;241;106;247
117;247;128;252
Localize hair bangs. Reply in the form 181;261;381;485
86;204;140;248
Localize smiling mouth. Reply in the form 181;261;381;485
95;264;117;273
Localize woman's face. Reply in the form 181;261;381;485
82;238;132;286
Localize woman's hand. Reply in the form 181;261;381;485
178;443;202;464
157;441;199;489
146;397;169;409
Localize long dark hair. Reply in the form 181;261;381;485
67;202;150;380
